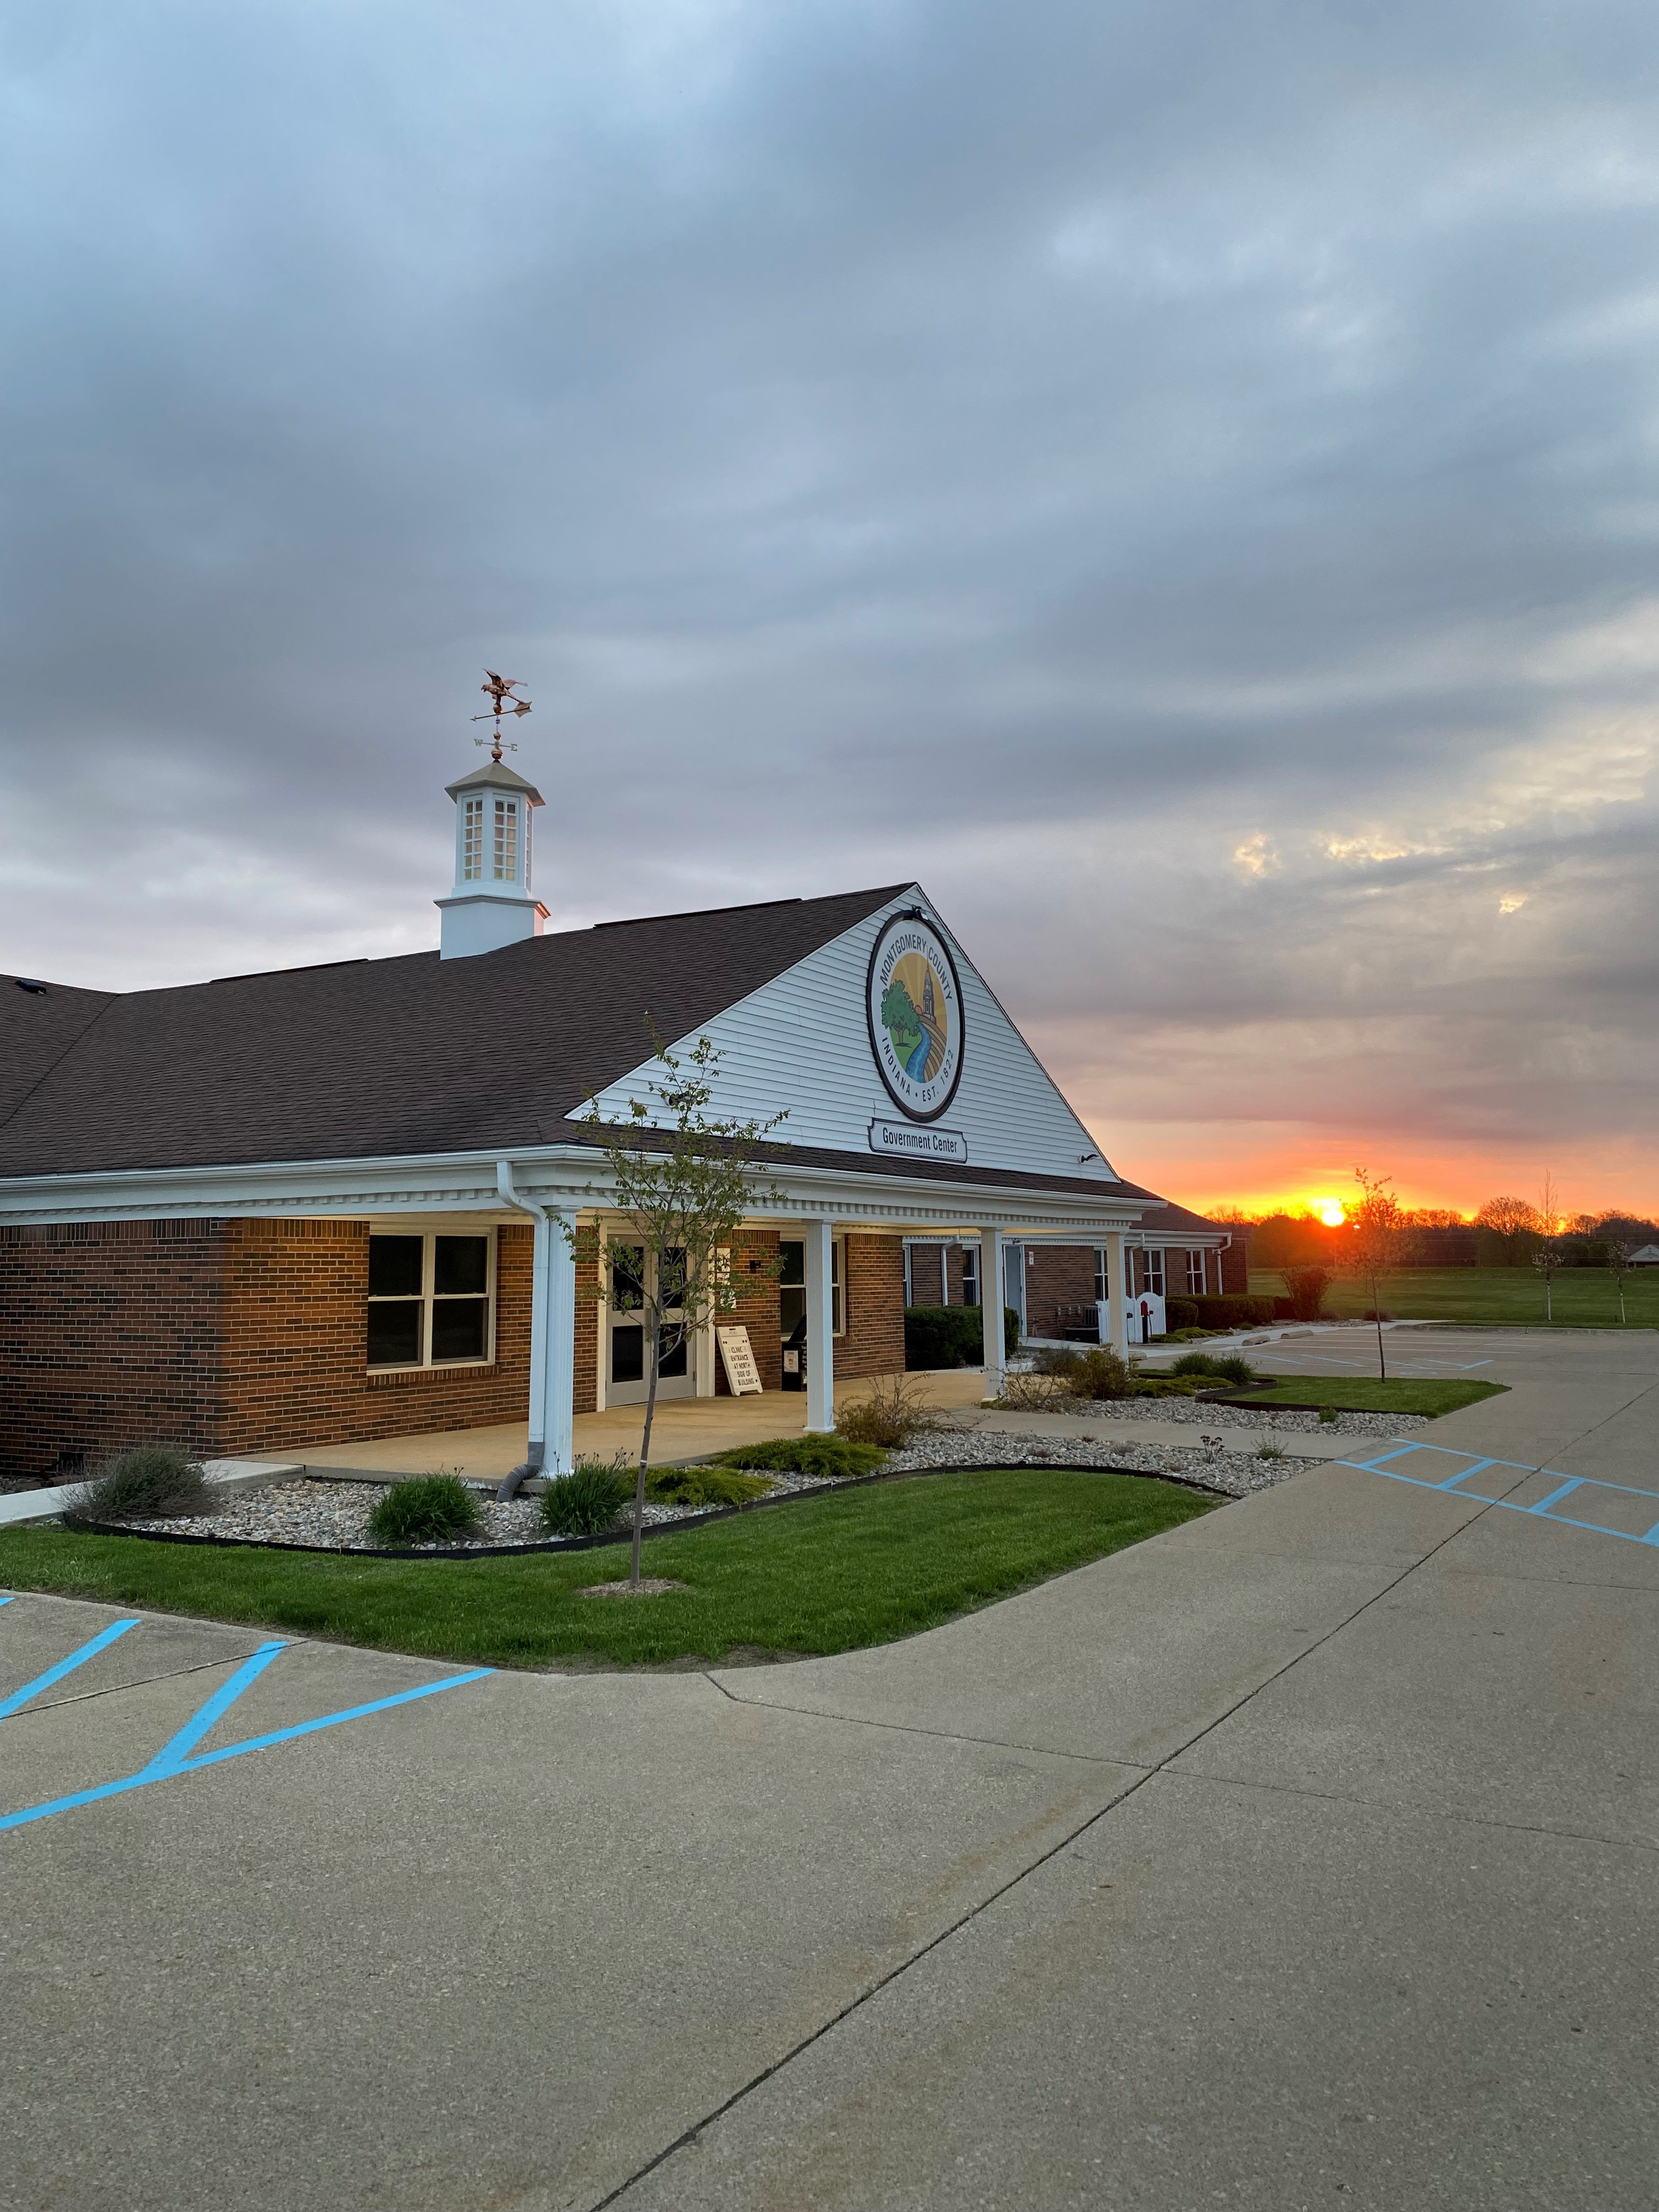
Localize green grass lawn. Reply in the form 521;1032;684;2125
1219;1378;1506;1416
1250;1266;1659;1329
0;1468;1214;1672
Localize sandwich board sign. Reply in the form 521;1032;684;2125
716;1325;763;1395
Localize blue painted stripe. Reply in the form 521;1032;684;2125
1342;1445;1424;1472
1528;1478;1585;1516
1438;1457;1497;1490
0;1619;140;1719
0;1667;494;1835
137;1640;287;1776
0;1595;13;1609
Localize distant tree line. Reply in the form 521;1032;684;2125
1238;1203;1657;1271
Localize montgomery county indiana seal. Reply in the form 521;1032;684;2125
866;913;964;1122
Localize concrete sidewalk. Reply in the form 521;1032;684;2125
2;1327;1655;2211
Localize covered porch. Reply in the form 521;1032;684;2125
287;1368;993;1481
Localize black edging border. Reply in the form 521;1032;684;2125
60;1459;1232;1561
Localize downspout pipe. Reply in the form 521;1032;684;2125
495;1158;548;1502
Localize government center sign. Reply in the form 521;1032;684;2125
865;912;968;1163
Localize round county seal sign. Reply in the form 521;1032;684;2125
866;912;964;1122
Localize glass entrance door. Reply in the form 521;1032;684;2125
606;1244;698;1406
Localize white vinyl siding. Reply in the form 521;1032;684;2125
583;890;1115;1187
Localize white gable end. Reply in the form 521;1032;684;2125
581;887;1118;1184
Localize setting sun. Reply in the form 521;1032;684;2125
1315;1201;1346;1227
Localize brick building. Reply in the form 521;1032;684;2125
2;744;1227;1480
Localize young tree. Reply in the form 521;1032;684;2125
1346;1166;1406;1378
573;1032;785;1589
1607;1243;1633;1327
1533;1172;1564;1321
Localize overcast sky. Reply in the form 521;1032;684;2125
4;1;1657;1214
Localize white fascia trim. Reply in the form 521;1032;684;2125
0;1144;1149;1238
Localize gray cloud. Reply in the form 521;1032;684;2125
4;0;1657;1205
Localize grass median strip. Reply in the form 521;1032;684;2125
0;1467;1215;1671
1216;1378;1506;1416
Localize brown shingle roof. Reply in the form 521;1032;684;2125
0;889;909;1178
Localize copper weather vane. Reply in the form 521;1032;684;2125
471;670;532;761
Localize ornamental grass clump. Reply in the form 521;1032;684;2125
714;1435;887;1481
367;1472;480;1546
836;1373;944;1448
539;1459;633;1537
1170;1352;1259;1387
66;1444;211;1526
647;1465;776;1509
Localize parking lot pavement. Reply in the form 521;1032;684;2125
5;1329;1656;2212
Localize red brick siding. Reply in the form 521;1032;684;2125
1023;1246;1099;1339
217;1219;533;1458
837;1233;905;1378
0;1220;232;1479
1219;1238;1248;1294
714;1230;783;1395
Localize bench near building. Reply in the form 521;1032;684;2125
0;746;1237;1483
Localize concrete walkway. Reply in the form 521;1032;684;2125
2;1325;1655;2210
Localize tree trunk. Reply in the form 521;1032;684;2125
633;1308;659;1589
1372;1275;1387;1379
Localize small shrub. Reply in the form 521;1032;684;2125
368;1472;480;1545
1126;1376;1205;1397
1169;1352;1258;1387
1319;1407;1340;1425
1164;1296;1199;1331
904;1305;1020;1369
1281;1266;1335;1322
714;1435;887;1481
837;1372;945;1447
647;1465;775;1508
539;1459;632;1537
991;1370;1076;1411
65;1444;212;1525
1065;1345;1135;1400
1256;1442;1288;1462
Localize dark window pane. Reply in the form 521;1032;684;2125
367;1300;422;1367
611;1323;645;1384
369;1235;423;1299
661;1247;687;1307
658;1328;688;1378
435;1236;488;1297
778;1240;804;1288
779;1288;806;1334
432;1297;487;1362
611;1245;645;1311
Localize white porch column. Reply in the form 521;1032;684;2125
529;1208;578;1475
1103;1230;1128;1355
804;1218;836;1434
979;1227;1005;1397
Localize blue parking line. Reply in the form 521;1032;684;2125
1528;1477;1585;1516
1340;1448;1659;1548
0;1665;494;1835
0;1619;140;1719
138;1640;287;1776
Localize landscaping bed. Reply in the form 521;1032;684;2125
0;1466;1218;1671
1204;1378;1506;1417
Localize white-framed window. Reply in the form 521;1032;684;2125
461;797;484;881
1185;1249;1207;1295
493;798;518;881
1093;1249;1108;1303
960;1244;979;1307
778;1238;846;1336
366;1231;494;1369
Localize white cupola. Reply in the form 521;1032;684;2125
436;759;548;958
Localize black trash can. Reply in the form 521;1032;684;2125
781;1314;807;1392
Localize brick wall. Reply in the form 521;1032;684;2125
837;1233;905;1378
713;1229;783;1395
217;1219;533;1458
1024;1246;1099;1339
0;1220;232;1479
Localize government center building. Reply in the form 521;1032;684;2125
0;738;1239;1483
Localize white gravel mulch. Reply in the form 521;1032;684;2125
578;1578;686;1598
122;1469;840;1553
994;1396;1427;1438
887;1427;1345;1500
